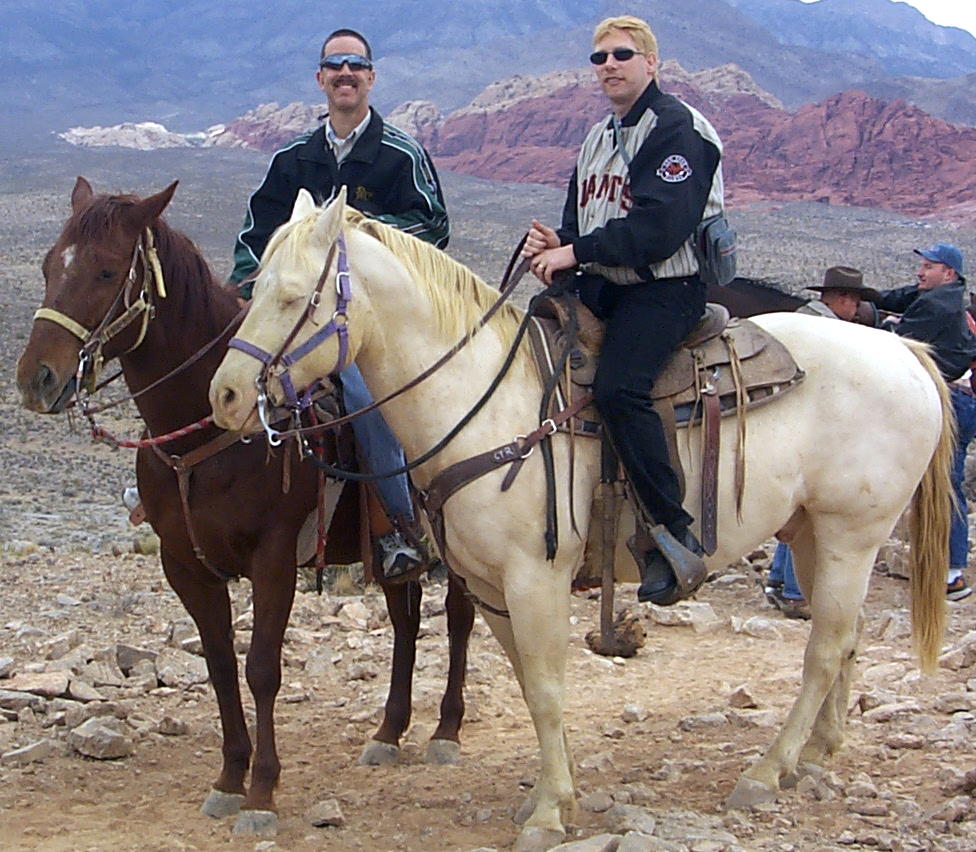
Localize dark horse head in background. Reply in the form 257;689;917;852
706;277;806;318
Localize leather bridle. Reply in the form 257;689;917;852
33;228;165;395
227;234;350;444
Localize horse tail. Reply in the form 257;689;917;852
904;339;953;672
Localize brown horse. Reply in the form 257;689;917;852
14;177;475;836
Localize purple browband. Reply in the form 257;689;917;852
228;233;351;412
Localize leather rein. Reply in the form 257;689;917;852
33;227;300;582
226;227;597;616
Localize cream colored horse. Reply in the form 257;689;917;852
210;189;952;852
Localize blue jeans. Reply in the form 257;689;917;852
768;541;803;600
949;386;976;576
340;364;414;521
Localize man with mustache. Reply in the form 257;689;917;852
230;28;450;580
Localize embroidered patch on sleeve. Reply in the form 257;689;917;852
656;154;692;183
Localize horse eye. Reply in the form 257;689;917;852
98;269;115;280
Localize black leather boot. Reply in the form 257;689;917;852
637;527;707;606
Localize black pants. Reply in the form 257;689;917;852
580;274;707;534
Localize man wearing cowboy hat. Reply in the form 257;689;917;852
763;265;877;619
799;265;878;321
874;243;976;601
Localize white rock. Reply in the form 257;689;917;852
550;833;622;852
1;738;57;765
154;648;208;688
67;716;134;759
3;671;69;698
306;796;346;827
622;703;648;723
733;616;781;640
604;803;657;836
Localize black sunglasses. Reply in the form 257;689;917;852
589;48;641;65
319;53;373;71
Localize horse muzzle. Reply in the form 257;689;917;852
15;360;77;414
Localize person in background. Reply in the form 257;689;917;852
874;243;976;601
765;266;878;619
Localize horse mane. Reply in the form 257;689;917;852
343;209;525;347
70;194;228;325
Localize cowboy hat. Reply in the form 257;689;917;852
808;266;878;300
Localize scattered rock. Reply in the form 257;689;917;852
728;685;757;709
116;644;157;676
731;616;781;640
154;649;208;689
1;738;58;765
3;671;69;698
604;804;657;836
306;797;345;827
67;716;134;759
622;704;648;723
579;791;615;813
678;712;728;731
157;715;188;736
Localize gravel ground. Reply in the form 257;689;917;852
2;146;976;851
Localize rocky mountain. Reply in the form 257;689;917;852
861;72;976;128
728;0;976;78
69;55;975;227
5;0;976;148
418;73;976;226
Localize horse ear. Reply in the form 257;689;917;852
290;188;317;222
311;186;346;248
130;181;179;230
71;176;94;214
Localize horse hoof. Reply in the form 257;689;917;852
514;826;565;852
425;738;460;765
357;740;400;766
232;809;278;837
200;789;244;818
726;776;778;810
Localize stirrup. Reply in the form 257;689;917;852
629;525;707;605
376;531;425;581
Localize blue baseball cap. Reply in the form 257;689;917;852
914;242;964;277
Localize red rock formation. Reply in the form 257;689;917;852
217;64;976;225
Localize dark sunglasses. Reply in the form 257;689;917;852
589;48;641;65
319;53;373;71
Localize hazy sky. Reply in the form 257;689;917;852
893;1;976;35
802;0;976;37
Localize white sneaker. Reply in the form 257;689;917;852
377;531;423;579
122;486;141;512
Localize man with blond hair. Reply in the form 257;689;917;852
522;14;727;605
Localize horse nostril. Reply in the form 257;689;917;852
220;386;237;411
37;364;54;390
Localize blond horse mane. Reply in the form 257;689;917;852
342;208;525;349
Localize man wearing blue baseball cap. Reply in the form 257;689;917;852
875;243;976;601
